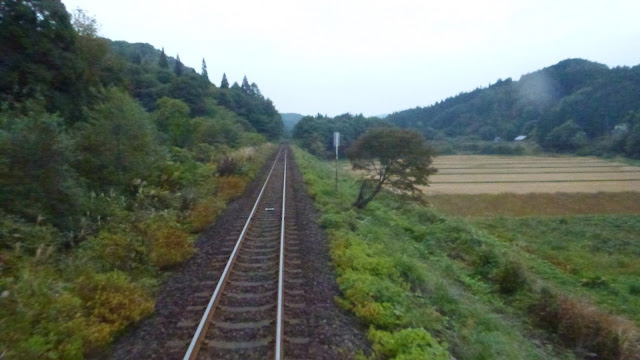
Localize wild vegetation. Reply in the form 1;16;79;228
293;146;640;360
0;1;280;358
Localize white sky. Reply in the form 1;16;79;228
61;0;640;117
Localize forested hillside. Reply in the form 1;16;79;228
292;113;387;158
387;59;640;157
0;1;281;358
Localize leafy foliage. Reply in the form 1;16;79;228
0;108;84;227
73;88;162;191
348;127;437;209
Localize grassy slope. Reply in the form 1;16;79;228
473;215;640;324
293;147;575;360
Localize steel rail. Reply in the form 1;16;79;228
275;149;287;360
183;147;283;360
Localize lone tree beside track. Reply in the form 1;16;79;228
348;127;437;209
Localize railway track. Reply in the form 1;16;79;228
176;147;308;359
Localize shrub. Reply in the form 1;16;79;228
78;229;147;272
337;272;409;329
216;156;244;176
139;214;194;268
74;271;154;351
369;327;450;360
217;175;247;201
188;198;226;233
530;287;640;359
0;265;86;359
493;259;528;295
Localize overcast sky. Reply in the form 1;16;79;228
61;0;640;117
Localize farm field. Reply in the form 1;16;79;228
424;155;640;195
423;155;640;328
425;155;640;216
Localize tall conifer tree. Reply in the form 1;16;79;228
201;58;209;80
159;47;168;68
220;73;229;89
241;76;251;94
174;54;184;77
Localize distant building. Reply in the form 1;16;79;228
514;135;527;141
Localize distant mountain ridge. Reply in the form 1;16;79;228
386;59;640;155
281;113;305;131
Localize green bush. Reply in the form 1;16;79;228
369;328;449;360
0;265;86;360
78;228;147;272
74;271;154;351
139;212;195;269
494;259;528;294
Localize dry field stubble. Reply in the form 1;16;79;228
423;155;640;216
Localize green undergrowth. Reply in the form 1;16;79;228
292;146;640;360
0;144;275;359
473;215;640;324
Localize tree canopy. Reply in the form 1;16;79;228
292;113;387;158
348;127;437;209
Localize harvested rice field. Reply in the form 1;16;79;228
423;155;640;216
424;155;640;195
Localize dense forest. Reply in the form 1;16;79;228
0;1;281;358
292;113;387;158
387;59;640;157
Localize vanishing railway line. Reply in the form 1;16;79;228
173;147;308;359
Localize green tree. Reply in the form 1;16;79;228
154;97;193;147
158;47;168;68
0;0;85;121
70;7;98;36
201;58;209;81
347;127;437;209
0;105;83;227
544;120;587;151
73;88;162;190
241;75;251;94
220;73;229;89
174;54;184;77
